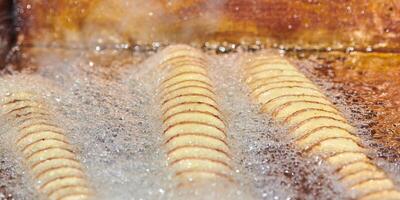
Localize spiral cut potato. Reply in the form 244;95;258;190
242;54;400;200
157;45;233;186
0;92;93;200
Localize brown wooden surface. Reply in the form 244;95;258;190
16;0;400;50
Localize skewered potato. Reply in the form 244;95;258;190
158;45;233;186
242;53;400;200
1;92;93;200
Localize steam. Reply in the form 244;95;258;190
23;0;228;48
83;0;228;45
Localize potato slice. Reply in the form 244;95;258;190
164;123;226;142
261;95;330;113
295;127;360;150
251;81;318;99
243;57;289;69
161;86;216;103
285;108;346;126
245;63;298;75
162;58;207;69
164;111;225;131
272;101;339;121
258;87;325;109
246;70;306;84
341;170;386;187
350;179;395;199
162;73;212;89
290;117;355;139
16;131;68;151
326;152;369;170
338;162;377;178
307;138;365;155
171;159;231;176
167;65;207;76
161;80;212;95
44;177;88;192
22;139;73;158
168;146;231;165
162;93;216;108
248;76;311;90
48;186;92;200
31;158;82;176
246;68;299;80
165;135;230;155
160;45;206;65
163;102;222;121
